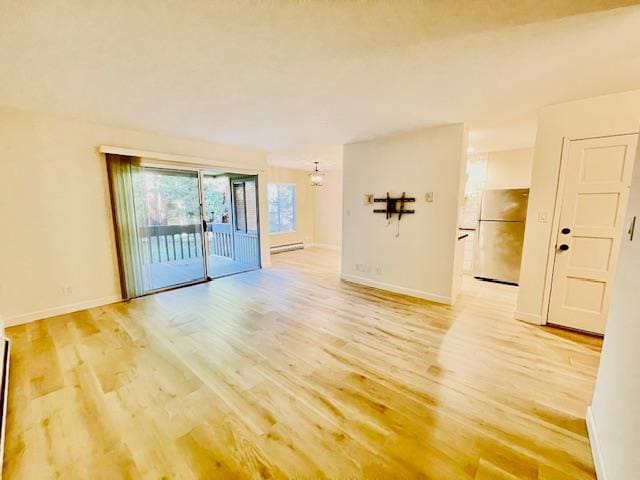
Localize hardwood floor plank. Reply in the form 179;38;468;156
4;248;601;479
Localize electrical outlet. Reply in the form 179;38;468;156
61;285;73;296
375;267;383;275
425;192;434;203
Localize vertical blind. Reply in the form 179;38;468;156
105;154;150;299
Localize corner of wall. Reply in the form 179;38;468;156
586;406;608;480
341;123;466;303
4;295;122;328
307;243;341;251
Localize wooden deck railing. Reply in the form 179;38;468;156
139;223;259;266
208;223;233;258
140;224;202;263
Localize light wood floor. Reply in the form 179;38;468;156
4;248;602;479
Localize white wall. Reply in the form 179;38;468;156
341;124;466;304
0;107;269;326
485;148;533;189
516;90;640;324
589;143;640;480
312;168;343;249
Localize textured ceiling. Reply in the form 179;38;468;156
1;0;640;164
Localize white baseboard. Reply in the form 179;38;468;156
270;242;304;254
586;406;607;480
306;243;342;251
514;310;544;325
4;294;122;327
340;273;452;305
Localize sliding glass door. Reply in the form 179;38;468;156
202;174;261;278
107;155;262;298
134;167;206;292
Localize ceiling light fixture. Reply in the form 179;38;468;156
309;161;324;187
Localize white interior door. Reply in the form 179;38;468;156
548;134;638;334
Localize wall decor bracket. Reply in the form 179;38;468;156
373;192;415;220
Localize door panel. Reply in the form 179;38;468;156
568;236;612;271
202;174;235;278
548;134;638;334
135;167;207;292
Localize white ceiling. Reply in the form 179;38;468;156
1;1;640;166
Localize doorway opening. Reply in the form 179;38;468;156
460;153;531;286
202;173;261;278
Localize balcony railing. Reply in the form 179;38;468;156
139;223;259;267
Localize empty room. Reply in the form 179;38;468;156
1;1;640;479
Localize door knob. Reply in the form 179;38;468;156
561;227;571;234
559;244;570;251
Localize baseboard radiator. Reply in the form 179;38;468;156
270;242;305;254
0;339;10;477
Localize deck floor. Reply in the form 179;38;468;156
149;254;257;289
5;247;602;479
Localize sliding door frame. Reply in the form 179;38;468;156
136;165;210;296
134;160;262;292
197;169;210;280
229;175;262;269
201;173;262;279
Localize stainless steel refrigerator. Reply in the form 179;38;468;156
474;188;529;285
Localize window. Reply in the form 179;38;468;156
268;184;296;233
232;179;258;234
233;182;247;232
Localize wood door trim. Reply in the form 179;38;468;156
542;137;571;326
